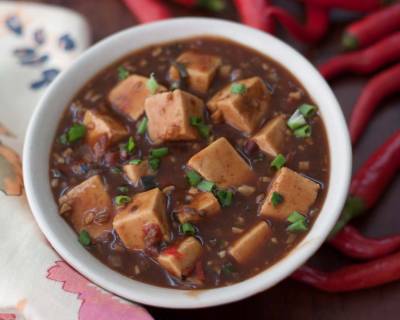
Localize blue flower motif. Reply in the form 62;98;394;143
33;29;46;46
59;34;76;51
30;68;60;90
13;48;49;66
5;15;23;35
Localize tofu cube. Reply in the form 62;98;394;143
187;137;255;187
259;167;320;220
176;192;221;223
251;114;288;157
169;51;222;93
207;77;271;134
158;237;203;278
108;74;166;121
123;160;152;186
83;109;128;151
58;175;113;239
228;221;271;264
113;188;169;250
145;89;205;143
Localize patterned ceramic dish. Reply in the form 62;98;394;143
23;18;352;309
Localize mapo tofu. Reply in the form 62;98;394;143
50;37;329;289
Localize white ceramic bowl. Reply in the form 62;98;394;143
23;18;351;309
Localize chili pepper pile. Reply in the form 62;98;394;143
121;0;400;293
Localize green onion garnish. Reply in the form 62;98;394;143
221;262;235;275
61;123;86;144
294;125;312;138
79;230;91;246
271;191;284;207
197;180;215;192
186;170;202;186
129;159;142;165
287;109;307;130
216;189;233;207
190;116;210;139
114;195;132;206
149;158;161;171
118;66;129;80
270;154;286;170
299;103;317;118
180;222;196;235
117;186;129;194
147;72;159;95
287;211;308;232
150;147;168;158
125;136;135;153
230;83;247;95
111;167;122;174
137;117;148;135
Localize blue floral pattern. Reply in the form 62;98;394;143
4;15;76;90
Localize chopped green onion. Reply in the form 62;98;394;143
186;170;202;186
199;0;225;11
299;103;317;118
150;147;169;158
137;117;148;135
287;109;307;130
221;262;235;275
190;116;210;139
62;123;86;144
271;191;284;207
117;186;129;194
294;125;312;138
180;222;196;235
111;167;122;174
216;189;233;207
149;158;161;171
147;72;159;95
114;195;131;206
270;154;286;170
79;230;91;246
118;66;129;80
125;136;135;153
129;159;142;165
141;175;158;190
287;211;308;232
197;180;215;192
230;82;247;95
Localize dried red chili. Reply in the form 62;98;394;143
233;0;275;33
319;32;400;80
264;4;329;43
330;225;400;260
342;3;400;50
122;0;172;24
292;251;400;292
350;64;400;144
330;130;400;235
303;0;393;12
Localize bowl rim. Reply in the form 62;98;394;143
23;17;352;309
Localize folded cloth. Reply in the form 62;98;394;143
0;2;152;319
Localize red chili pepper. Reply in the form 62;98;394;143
330;225;400;260
292;250;400;292
330;130;400;235
303;0;393;12
122;0;172;24
342;4;400;50
233;0;275;33
162;246;184;259
172;0;225;11
264;4;329;43
319;32;400;80
350;65;400;144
